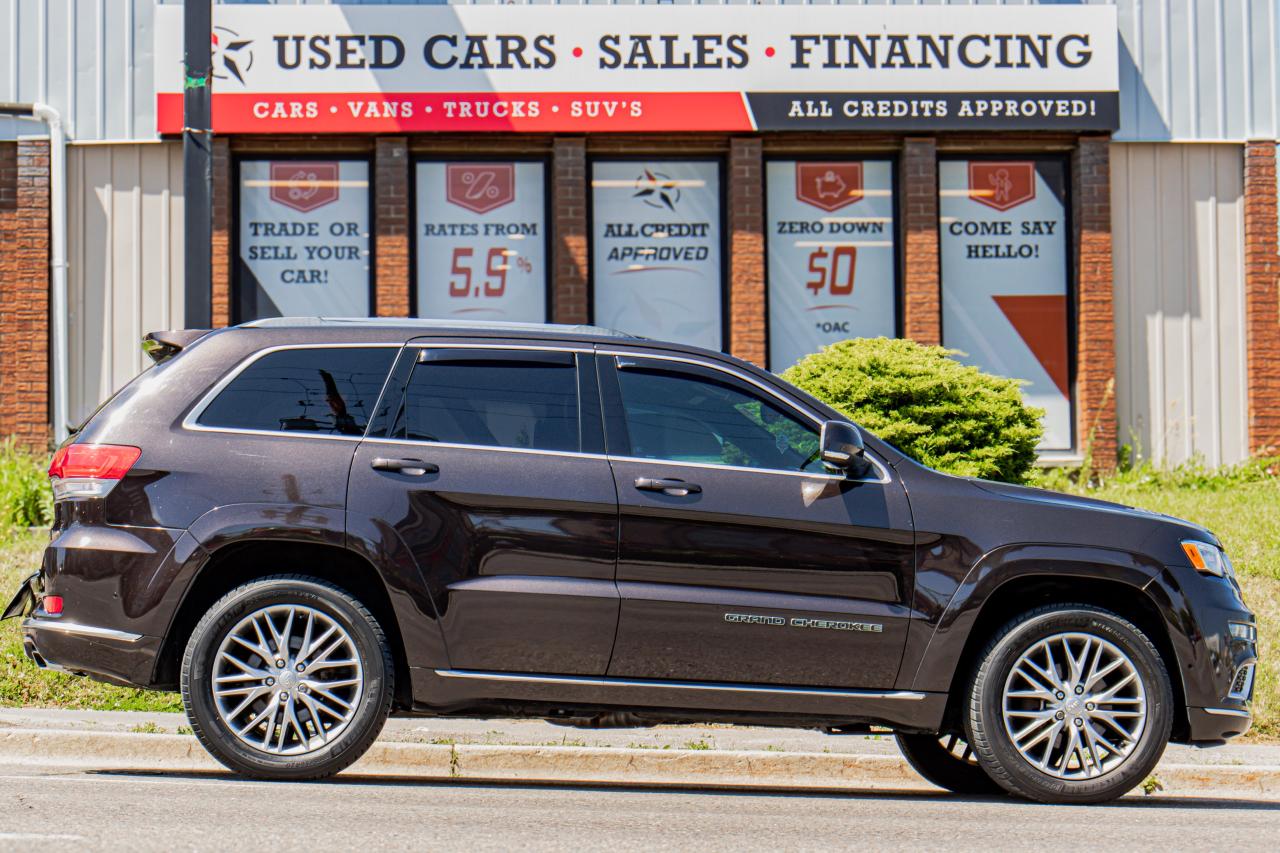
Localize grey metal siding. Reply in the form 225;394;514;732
3;1;1276;144
1112;142;1249;467
67;141;185;422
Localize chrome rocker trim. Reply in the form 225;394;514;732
434;669;927;700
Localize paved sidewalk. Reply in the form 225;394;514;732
1;707;1274;767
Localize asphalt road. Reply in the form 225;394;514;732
0;763;1277;852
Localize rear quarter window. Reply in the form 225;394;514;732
197;347;396;435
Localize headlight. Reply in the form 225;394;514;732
1181;540;1235;580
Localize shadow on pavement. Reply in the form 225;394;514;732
83;768;1280;810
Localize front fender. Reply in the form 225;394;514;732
903;543;1167;693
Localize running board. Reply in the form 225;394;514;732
418;667;946;730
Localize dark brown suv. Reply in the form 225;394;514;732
5;319;1257;803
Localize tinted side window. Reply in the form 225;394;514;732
396;353;580;452
198;347;396;435
615;365;821;473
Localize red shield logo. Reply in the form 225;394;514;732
269;162;340;213
968;162;1037;212
447;164;516;214
795;163;863;212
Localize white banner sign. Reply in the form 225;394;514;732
766;160;897;369
238;159;370;320
940;159;1071;450
416;161;547;322
592;161;722;349
154;6;1119;133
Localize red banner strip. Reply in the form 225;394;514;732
156;92;754;134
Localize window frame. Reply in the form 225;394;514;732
183;343;402;442
410;156;554;322
586;155;730;352
760;153;903;372
231;154;377;325
936;152;1077;454
365;342;607;460
597;348;891;484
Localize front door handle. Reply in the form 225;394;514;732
634;477;701;496
371;457;439;476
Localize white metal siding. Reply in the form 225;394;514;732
67;141;184;423
1112;142;1248;467
2;0;1276;144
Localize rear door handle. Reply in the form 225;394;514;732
371;457;438;476
634;477;701;496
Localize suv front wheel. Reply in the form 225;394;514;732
181;575;394;780
964;604;1173;804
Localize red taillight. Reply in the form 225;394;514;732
42;596;63;616
48;444;141;500
48;444;141;480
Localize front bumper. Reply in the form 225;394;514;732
1151;567;1258;744
1187;706;1253;742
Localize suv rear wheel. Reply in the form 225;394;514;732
964;604;1173;804
181;575;394;780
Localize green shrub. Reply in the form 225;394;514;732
0;440;52;529
782;337;1044;483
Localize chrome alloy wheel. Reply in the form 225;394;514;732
212;604;364;756
1001;631;1147;780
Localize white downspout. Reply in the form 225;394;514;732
31;103;69;444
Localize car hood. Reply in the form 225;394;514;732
968;479;1218;545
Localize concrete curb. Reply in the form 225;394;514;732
0;728;1275;796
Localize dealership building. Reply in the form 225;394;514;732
0;0;1277;469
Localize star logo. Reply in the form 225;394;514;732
212;26;254;87
632;169;681;212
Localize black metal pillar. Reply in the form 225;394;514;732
183;0;213;329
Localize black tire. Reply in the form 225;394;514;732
181;575;394;781
964;604;1173;804
896;732;1003;795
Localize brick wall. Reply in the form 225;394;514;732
374;137;410;317
900;138;941;345
728;138;765;366
211;137;231;328
0;140;50;449
1244;141;1280;454
552;137;588;324
1072;136;1117;468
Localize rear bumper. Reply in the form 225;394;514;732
22;615;162;688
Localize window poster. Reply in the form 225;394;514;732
939;159;1072;450
237;159;371;321
416;161;547;322
766;160;897;370
591;160;723;349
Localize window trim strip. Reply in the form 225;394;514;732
181;342;403;439
597;348;892;485
181;340;891;486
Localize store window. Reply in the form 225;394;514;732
765;159;898;370
236;159;372;322
939;157;1072;451
591;160;723;350
415;160;549;322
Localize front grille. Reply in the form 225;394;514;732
1229;663;1256;701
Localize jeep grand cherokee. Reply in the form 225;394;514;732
4;319;1257;803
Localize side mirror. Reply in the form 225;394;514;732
820;420;866;473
